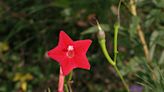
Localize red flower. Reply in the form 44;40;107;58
48;31;92;75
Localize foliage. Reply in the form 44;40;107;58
137;62;164;92
0;0;164;92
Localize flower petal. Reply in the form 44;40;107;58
48;46;66;63
74;40;92;55
61;58;77;75
74;54;90;70
58;31;73;48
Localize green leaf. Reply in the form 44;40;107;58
153;0;164;8
129;16;140;38
81;24;110;35
0;42;9;52
149;31;158;60
159;50;164;64
149;30;164;60
156;31;164;47
145;9;164;28
119;56;145;76
23;5;50;14
52;0;71;8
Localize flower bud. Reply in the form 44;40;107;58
97;21;105;40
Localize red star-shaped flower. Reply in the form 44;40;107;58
48;31;92;75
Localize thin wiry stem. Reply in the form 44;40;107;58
64;84;69;92
114;65;130;92
67;71;73;92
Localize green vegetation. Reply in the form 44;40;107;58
0;0;164;92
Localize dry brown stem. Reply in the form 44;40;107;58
129;0;150;62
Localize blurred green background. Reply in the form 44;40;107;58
0;0;164;92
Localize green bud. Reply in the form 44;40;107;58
97;21;105;40
97;30;105;40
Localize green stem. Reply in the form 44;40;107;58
114;23;119;63
67;71;73;92
64;84;69;92
98;22;129;92
99;39;115;66
113;65;130;92
113;23;129;92
68;71;73;81
63;71;71;92
99;39;129;91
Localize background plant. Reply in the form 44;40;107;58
0;0;164;92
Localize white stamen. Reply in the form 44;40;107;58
67;45;74;51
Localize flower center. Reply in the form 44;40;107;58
66;45;74;58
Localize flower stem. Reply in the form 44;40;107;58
99;38;129;92
113;65;130;92
97;21;129;92
67;71;73;92
58;67;65;92
114;23;129;92
114;23;119;63
68;71;73;81
99;39;115;66
64;84;69;92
